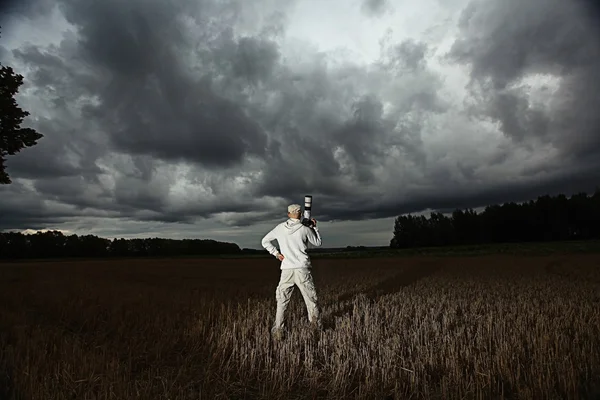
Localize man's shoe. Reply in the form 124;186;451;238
271;328;285;340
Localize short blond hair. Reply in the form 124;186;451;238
287;204;301;214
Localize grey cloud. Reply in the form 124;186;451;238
2;3;462;228
58;0;185;77
33;176;112;211
361;0;391;17
8;39;109;183
4;115;103;180
448;0;600;155
378;39;446;114
0;44;8;60
450;0;597;87
550;65;600;158
54;0;276;169
4;0;600;247
252;38;445;202
108;83;269;168
317;157;600;222
0;181;118;231
229;36;280;83
0;0;54;23
485;88;549;144
333;95;390;172
391;40;428;71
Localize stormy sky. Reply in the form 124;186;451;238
1;0;599;249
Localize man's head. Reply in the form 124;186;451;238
287;204;301;219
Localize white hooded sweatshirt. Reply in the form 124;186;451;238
261;218;322;269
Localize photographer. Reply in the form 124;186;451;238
261;203;322;339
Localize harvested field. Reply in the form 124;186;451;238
1;254;600;399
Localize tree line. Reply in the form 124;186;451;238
0;231;243;260
390;191;600;248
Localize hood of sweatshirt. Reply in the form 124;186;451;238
283;218;304;234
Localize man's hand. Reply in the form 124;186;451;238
311;218;317;227
276;253;285;261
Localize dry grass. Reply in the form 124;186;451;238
1;254;599;399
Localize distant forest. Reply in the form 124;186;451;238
0;233;243;260
390;191;600;249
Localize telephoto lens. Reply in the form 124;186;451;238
302;195;314;227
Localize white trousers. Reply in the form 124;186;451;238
273;267;321;331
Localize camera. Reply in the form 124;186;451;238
301;195;315;227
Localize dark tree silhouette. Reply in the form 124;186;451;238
0;231;242;260
0;27;44;184
391;190;600;249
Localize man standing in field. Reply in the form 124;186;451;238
261;204;323;338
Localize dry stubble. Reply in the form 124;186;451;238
0;255;599;399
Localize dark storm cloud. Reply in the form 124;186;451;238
4;115;103;180
4;0;600;240
317;156;600;222
484;88;549;144
330;94;407;182
0;0;54;23
0;180;118;230
7;38;109;181
448;0;600;155
253;37;442;203
2;0;298;227
6;0;444;224
450;0;598;86
55;0;272;169
228;36;281;83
